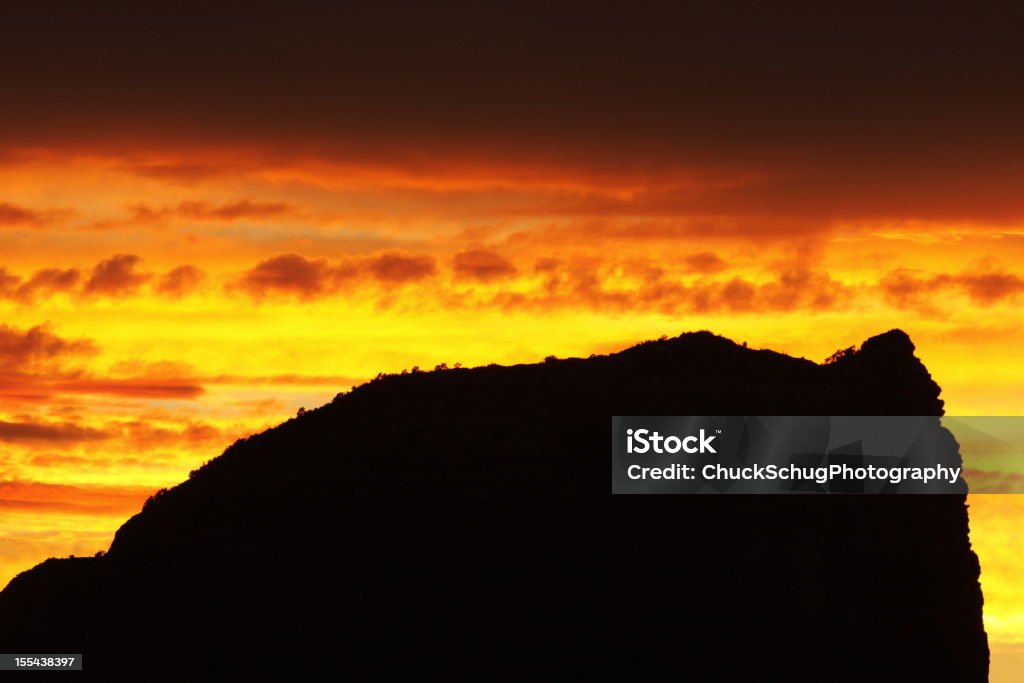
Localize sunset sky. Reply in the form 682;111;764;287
1;3;1023;677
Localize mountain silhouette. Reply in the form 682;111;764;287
0;330;988;680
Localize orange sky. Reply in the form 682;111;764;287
1;148;1022;669
3;4;1024;677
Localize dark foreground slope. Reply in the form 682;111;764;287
0;330;987;680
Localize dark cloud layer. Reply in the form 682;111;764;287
2;5;1024;221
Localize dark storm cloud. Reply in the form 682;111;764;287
2;4;1024;221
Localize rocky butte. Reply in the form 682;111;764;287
0;329;988;680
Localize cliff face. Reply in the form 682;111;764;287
0;330;988;680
